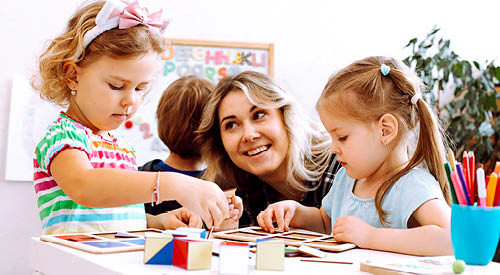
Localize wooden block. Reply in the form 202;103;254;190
219;241;249;275
255;239;284;271
143;232;174;265
175;227;206;239
162;229;188;239
173;238;212;270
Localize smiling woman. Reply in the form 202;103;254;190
197;71;341;227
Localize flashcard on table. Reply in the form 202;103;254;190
255;239;284;271
297;244;327;258
173;238;212;270
40;229;162;254
219;241;249;275
213;226;356;252
144;232;174;265
359;256;493;274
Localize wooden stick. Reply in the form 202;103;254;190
300;258;353;264
207;227;214;239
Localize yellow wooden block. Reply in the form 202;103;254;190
255;239;284;270
187;241;212;270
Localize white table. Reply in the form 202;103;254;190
30;237;500;274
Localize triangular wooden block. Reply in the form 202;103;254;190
144;232;174;265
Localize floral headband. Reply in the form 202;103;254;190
71;0;170;60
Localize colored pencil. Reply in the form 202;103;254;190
477;168;486;207
493;173;500;206
494;161;500;175
462;152;471;201
468;151;475;203
444;162;458;204
456;163;472;205
486;173;498;207
450;171;467;205
448;149;456;172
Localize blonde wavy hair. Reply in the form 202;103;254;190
317;56;451;226
31;0;167;107
197;71;332;192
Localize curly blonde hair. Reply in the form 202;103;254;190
31;1;167;107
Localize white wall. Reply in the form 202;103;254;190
1;0;499;273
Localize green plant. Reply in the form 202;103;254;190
403;26;500;172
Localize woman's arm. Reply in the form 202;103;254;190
50;149;229;228
333;199;452;256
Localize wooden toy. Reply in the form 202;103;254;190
172;238;212;270
143;232;174;265
173;227;206;239
218;241;249;275
213;226;356;252
255;238;284;270
39;229;162;254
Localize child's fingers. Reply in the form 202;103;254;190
331;221;345;236
333;232;346;243
232;196;243;218
261;210;276;233
216;192;230;219
188;215;203;228
256;212;268;232
230;209;239;219
169;217;188;229
200;211;214;229
211;200;226;228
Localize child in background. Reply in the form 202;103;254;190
258;56;453;256
32;0;230;235
140;75;242;230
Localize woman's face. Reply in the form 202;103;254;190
218;90;289;179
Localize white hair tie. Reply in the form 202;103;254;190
411;94;422;105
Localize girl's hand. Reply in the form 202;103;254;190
176;178;229;229
160;208;203;230
257;200;299;233
332;216;375;248
216;196;244;231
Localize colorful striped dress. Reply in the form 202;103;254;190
33;112;146;235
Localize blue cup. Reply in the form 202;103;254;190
451;204;500;265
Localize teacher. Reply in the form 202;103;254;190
197;71;341;228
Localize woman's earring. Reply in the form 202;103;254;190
71;90;76;96
382;140;387;147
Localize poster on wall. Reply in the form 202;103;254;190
5;39;274;181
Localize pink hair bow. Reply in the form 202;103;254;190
118;1;169;34
71;0;170;60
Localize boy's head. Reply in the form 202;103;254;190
157;75;215;158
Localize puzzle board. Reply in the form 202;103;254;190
40;229;162;254
213;226;356;252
